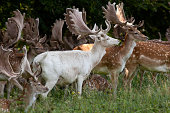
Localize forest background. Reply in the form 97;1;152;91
0;0;169;40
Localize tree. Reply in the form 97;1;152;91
0;0;169;39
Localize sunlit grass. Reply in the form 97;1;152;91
10;72;169;113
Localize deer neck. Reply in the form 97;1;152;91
120;36;136;61
90;41;106;68
24;85;37;112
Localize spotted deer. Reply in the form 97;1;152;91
135;29;170;88
83;74;112;91
124;27;170;88
32;7;120;97
74;2;148;97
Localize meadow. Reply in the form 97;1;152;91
11;71;169;113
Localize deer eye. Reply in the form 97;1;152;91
97;37;101;40
101;34;104;37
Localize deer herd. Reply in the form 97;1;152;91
0;2;169;112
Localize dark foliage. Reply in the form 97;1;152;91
0;0;169;40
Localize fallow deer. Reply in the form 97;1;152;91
74;2;148;97
0;10;25;92
32;7;120;98
23;77;48;112
135;29;170;88
83;74;112;92
0;10;39;99
124;27;170;88
0;77;48;113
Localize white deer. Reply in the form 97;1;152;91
32;8;120;97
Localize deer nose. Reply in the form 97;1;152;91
45;87;49;92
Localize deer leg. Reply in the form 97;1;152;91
41;80;57;98
139;70;145;89
110;71;119;98
64;85;69;99
75;81;78;93
152;72;157;85
77;76;84;97
6;82;13;99
124;64;137;89
167;74;170;80
0;81;7;97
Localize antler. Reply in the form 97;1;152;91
102;2;127;26
1;10;25;48
22;18;39;45
50;19;65;44
64;8;100;39
103;2;143;28
0;46;21;80
22;18;47;48
33;62;42;79
82;8;86;23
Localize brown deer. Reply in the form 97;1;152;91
0;10;40;99
74;2;148;97
124;27;170;88
0;10;25;92
0;77;48;112
135;29;170;88
23;77;48;112
83;74;112;92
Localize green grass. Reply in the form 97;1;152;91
11;72;170;113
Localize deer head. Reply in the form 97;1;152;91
102;2;148;41
27;77;48;94
22;72;48;112
64;7;119;47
